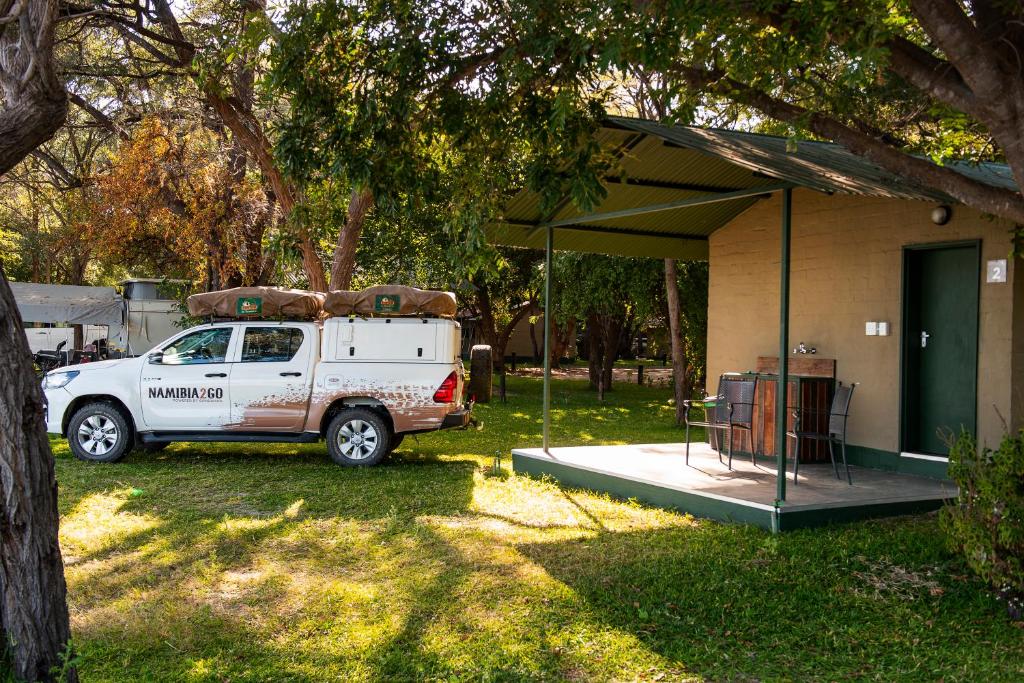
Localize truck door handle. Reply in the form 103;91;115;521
205;372;227;378
280;372;302;377
920;330;930;348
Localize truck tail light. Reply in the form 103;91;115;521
432;371;459;403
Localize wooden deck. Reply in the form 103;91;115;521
512;442;956;531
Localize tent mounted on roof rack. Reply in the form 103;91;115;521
186;287;326;320
324;285;456;318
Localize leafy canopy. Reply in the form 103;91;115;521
272;0;1024;239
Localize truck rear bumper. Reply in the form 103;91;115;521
440;408;472;430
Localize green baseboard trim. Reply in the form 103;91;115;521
512;452;776;531
844;445;950;480
777;498;948;531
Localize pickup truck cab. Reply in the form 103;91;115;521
43;316;470;466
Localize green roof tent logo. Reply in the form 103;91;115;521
236;297;263;316
375;294;401;313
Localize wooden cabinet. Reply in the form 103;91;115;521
709;357;835;463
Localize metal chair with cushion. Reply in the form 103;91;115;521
787;382;856;485
684;373;758;469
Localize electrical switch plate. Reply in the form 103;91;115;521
877;321;890;336
865;322;878;336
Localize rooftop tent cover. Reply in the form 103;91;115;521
324;285;457;318
186;287;326;319
10;282;124;331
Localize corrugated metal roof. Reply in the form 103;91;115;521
484;116;1018;259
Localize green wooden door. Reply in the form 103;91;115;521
902;244;979;455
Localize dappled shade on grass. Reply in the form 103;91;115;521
53;376;1024;681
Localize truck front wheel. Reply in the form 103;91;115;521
67;402;133;463
326;408;390;466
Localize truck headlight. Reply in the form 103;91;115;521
42;370;79;390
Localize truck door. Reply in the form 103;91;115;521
140;327;235;430
229;325;314;431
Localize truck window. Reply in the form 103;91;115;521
241;327;304;363
161;328;233;365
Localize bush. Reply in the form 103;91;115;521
941;430;1024;618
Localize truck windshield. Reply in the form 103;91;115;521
161;328;232;365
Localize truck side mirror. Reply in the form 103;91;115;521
148;351;164;364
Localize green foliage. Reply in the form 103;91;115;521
269;0;1013;267
941;430;1024;618
270;0;617;270
550;252;663;323
0;223;24;280
674;260;709;388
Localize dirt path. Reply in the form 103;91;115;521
511;365;674;386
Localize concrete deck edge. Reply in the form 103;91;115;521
512;450;776;530
512;447;954;532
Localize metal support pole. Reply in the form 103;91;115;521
775;188;792;503
543;226;553;452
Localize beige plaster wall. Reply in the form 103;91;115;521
707;188;1019;454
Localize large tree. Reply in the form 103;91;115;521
0;0;66;173
56;0;376;290
272;0;1024;247
0;0;76;678
551;253;664;393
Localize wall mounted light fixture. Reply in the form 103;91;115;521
931;205;952;225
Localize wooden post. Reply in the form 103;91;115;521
637;364;644;385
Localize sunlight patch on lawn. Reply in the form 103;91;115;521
61;488;161;560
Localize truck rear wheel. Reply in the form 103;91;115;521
68;402;133;463
326;408;390;466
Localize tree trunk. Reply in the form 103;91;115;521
601;315;622;392
548;317;576;367
0;267;77;683
586;314;602;390
0;0;68;176
329;188;374;290
665;258;689;424
205;92;328;291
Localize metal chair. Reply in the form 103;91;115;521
787;382;856;485
684;373;758;469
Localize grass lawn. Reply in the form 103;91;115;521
54;375;1022;681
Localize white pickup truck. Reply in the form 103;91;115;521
42;316;470;466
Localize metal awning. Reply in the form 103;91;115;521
485;116;1017;259
11;282;124;330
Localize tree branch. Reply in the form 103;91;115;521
908;0;1012;100
674;64;1024;223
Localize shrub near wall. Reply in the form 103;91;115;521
941;430;1024;619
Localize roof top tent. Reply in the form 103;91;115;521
119;278;191;356
11;282;126;354
486;115;1019;531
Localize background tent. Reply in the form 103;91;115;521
11;282;125;346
